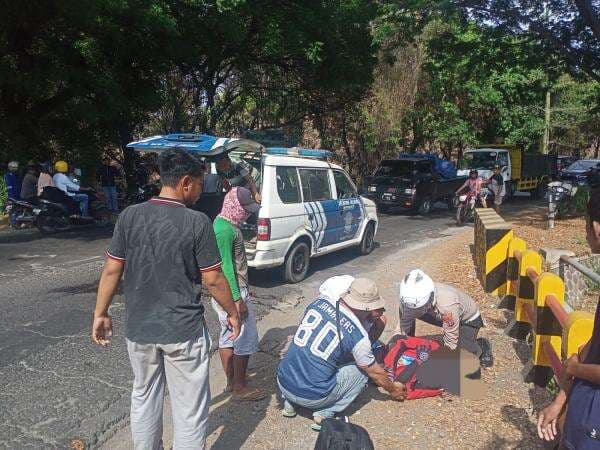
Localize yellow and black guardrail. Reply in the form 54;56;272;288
474;208;595;386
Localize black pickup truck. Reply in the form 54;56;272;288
363;158;467;214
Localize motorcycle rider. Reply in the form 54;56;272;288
456;169;486;207
4;161;22;200
37;162;54;196
487;165;505;213
395;269;493;376
53;161;90;217
20;164;39;202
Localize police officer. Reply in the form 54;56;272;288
395;269;493;369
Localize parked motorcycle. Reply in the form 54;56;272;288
455;189;490;225
547;181;578;229
127;183;160;205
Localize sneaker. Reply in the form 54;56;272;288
477;337;494;368
466;368;481;380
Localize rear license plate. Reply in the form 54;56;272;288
382;193;396;200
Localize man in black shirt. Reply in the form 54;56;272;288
487;165;505;214
97;157;120;212
538;189;600;447
92;148;241;449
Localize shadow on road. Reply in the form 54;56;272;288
207;325;296;450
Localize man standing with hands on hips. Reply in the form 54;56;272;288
92;148;241;450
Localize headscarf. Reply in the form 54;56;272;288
218;187;250;226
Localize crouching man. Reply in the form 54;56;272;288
395;269;493;374
277;278;406;431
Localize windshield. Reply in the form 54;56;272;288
566;160;599;171
374;161;414;177
458;152;498;170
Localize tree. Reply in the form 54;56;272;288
457;0;600;81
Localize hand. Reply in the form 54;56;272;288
390;381;407;401
254;192;262;204
236;298;249;322
92;314;113;346
227;312;242;340
537;401;562;441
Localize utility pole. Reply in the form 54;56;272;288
542;89;551;154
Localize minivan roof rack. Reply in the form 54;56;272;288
265;147;332;159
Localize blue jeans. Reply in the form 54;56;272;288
278;364;368;419
103;186;118;212
71;193;89;217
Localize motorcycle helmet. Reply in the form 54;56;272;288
469;169;478;178
54;160;68;173
8;161;19;171
399;269;435;309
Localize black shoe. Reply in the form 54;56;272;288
466;368;481;380
477;337;494;368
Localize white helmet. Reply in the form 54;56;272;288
8;161;19;171
399;269;435;309
319;275;355;301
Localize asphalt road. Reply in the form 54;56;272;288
0;199;526;448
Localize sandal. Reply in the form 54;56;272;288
232;388;268;402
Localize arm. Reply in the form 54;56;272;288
64;177;81;193
440;306;460;350
203;269;241;339
92;258;124;346
394;307;416;337
214;222;241;301
564;342;600;384
456;180;468;194
361;362;406;400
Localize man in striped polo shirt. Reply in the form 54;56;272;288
92;148;241;450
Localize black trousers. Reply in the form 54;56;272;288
407;314;483;357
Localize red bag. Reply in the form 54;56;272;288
383;335;444;400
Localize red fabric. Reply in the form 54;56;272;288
384;336;444;400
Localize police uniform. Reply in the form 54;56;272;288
398;282;483;356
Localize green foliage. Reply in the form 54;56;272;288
0;176;7;212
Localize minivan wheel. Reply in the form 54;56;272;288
283;241;310;283
358;222;376;255
418;198;432;215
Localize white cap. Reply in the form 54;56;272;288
399;269;435;309
319;275;355;302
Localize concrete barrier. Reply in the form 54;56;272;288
474;208;513;295
473;222;595;387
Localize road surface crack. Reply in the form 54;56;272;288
19;361;128;390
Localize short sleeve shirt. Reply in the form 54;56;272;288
106;197;221;344
217;160;252;188
277;297;375;400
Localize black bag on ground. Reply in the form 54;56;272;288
314;418;374;450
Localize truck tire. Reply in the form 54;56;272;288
283;241;310;283
504;181;515;200
357;222;376;255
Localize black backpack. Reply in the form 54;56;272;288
314;418;374;450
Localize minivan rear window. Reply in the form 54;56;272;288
299;169;332;202
276;166;301;203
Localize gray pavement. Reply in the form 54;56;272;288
0;198;536;449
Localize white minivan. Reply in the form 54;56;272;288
126;135;378;283
237;149;379;283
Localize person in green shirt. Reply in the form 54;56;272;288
211;186;267;401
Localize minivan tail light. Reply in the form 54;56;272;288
257;218;271;241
